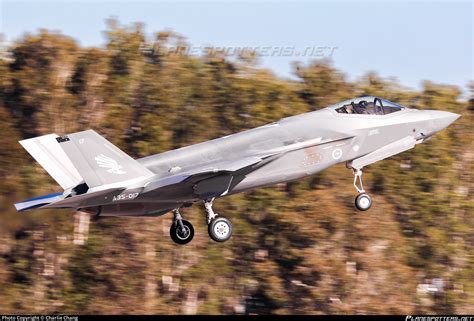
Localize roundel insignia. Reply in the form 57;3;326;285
332;148;343;160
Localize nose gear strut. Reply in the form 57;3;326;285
351;167;372;211
353;168;365;193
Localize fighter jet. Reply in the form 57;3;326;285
14;96;460;244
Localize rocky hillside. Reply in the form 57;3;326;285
0;21;472;314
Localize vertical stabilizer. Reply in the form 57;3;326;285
19;134;83;190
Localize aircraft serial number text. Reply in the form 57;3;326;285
113;192;139;201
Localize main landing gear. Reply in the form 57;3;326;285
169;199;233;245
170;209;195;245
352;168;372;211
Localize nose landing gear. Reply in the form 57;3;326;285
355;192;372;211
352;168;372;211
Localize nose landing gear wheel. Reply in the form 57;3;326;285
350;167;373;211
170;220;194;245
208;217;233;242
355;193;372;211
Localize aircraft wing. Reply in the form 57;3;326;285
190;156;264;173
142;156;265;200
142;134;356;200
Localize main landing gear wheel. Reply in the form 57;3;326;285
170;209;194;245
170;220;194;244
351;168;373;211
355;193;372;211
203;198;233;243
208;217;233;242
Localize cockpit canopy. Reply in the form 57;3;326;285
330;96;405;115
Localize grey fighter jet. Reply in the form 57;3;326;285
14;96;460;244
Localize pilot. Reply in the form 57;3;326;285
353;101;366;114
356;100;376;115
344;104;355;114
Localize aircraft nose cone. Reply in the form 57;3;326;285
428;110;461;132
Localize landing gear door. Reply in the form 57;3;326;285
193;174;234;199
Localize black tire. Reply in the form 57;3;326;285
208;217;233;242
170;220;194;245
355;193;372;211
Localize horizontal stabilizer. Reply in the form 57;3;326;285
14;187;127;212
14;192;64;212
41;187;126;209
